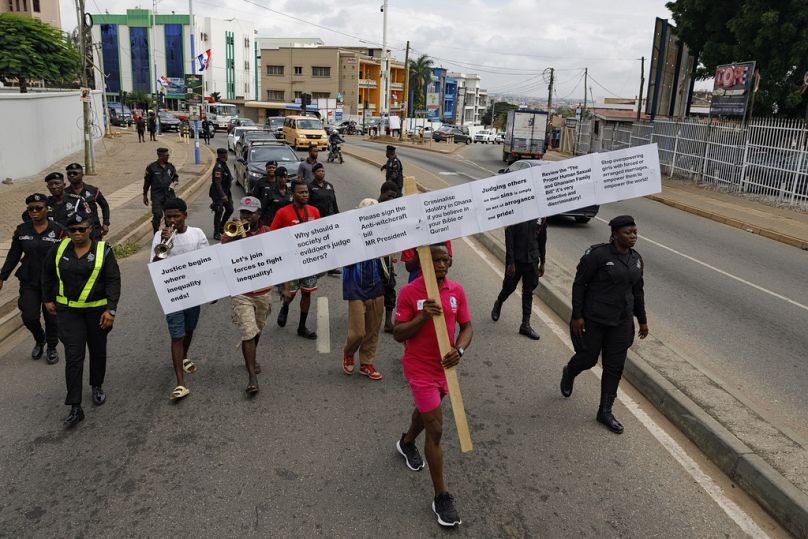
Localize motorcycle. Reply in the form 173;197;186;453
327;143;344;164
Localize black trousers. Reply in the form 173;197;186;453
212;199;234;235
18;283;58;348
58;308;110;406
567;318;634;396
149;130;156;141
137;129;145;142
496;261;539;322
151;195;168;233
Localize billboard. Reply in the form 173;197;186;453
184;74;203;105
646;18;697;119
426;91;440;120
709;62;756;117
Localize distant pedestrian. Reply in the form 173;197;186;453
136;116;146;142
147;113;157;141
209;148;234;240
559;215;649;434
143;148;179;233
381;145;403;192
201;118;211;144
490;217;547;340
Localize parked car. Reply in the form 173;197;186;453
283;115;328;151
157;111;181;132
228;125;259;152
108;102;133;126
433;125;471;144
334;120;362;135
474;129;495;144
498;159;600;223
494;132;505;144
234;141;302;193
236;130;276;155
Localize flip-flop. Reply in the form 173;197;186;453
170;385;189;400
182;358;197;374
246;383;259;395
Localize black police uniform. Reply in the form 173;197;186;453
495;217;548;324
21;193;88;227
262;187;293;227
68;183;110;240
0;220;64;353
565;241;646;404
308;180;339;218
42;238;121;406
382;155;404;192
209;159;234;237
143;160;178;233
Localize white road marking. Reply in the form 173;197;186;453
455;153;498;176
438;171;459;176
462;236;771;538
593;216;808;314
316;296;330;354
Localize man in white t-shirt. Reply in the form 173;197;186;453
151;197;210;401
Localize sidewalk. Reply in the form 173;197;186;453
360;134;465;155
344;142;808;538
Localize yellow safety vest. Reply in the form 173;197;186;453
55;239;108;308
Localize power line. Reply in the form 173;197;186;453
587;72;622;98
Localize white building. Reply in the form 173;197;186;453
448;72;488;126
90;9;257;107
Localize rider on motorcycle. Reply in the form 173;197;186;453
328;129;345;161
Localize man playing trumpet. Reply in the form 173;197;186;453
220;197;272;395
151;198;209;401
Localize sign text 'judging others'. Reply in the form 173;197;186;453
149;144;661;313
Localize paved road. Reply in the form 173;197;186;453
0;153;782;536
351;139;808;444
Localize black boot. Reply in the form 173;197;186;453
560;365;576;397
596;393;624;434
491;299;503;321
519;322;540;340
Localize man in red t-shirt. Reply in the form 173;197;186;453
221;196;272;394
393;243;473;527
270;181;321;339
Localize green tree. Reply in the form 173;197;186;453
667;0;808;116
482;101;519;130
125;90;149;109
408;54;434;117
210;91;221;102
0;13;80;93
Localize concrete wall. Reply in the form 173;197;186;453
0;90;106;180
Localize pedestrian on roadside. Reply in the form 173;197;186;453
201;117;211;145
147;113;157;141
381;145;404;192
378;181;401;333
42;211;121;428
297;146;319;183
150;197;209;401
0;194;64;365
143;147;179;234
136;115;146;142
65;163;111;240
270;181;320;339
260;167;292;227
559;215;649;434
490;217;548;340
341;198;386;380
209;148;234;240
393;242;472;528
220;196;272;395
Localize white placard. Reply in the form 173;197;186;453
148;245;229;314
353;196;428;258
535;153;598;215
217;228;298;296
470;168;542;230
419;183;478;243
290;212;365;276
594;144;661;204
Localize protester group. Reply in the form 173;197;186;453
1;141;648;528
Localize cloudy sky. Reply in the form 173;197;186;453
60;0;700;103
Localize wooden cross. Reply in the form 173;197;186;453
403;176;473;453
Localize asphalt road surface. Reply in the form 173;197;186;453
352;140;808;444
0;151;785;537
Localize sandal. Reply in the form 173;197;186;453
182;358;197;374
246;383;259;395
170;385;190;400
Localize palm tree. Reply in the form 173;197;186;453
408;54;434;118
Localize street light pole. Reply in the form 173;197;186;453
381;0;389;120
189;0;200;164
152;0;161;135
74;0;95;174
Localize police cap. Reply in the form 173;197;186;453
312;162;324;172
26;193;48;204
608;215;636;229
386;145;396;152
65;162;83;171
156;147;170;155
275;166;288;176
44;172;64;182
216;148;228;155
265;160;277;168
65;211;92;226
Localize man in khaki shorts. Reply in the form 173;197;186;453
220;196;272;395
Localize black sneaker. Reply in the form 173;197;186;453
396;434;424;471
432;492;461;527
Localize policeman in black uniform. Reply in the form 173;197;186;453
143;147;179;234
380;145;404;192
209;148;233;240
559;215;649;434
21;172;88;226
260;167;293;227
250;160;277;209
491;217;547;340
1;194;65;364
65;163;111;240
42;211;121;428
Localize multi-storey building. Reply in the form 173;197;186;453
90;9;257;107
0;0;60;28
449;72;488;125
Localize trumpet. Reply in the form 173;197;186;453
154;225;176;259
224;219;250;238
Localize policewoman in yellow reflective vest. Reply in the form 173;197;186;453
42;212;121;428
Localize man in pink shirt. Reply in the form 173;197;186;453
393;243;473;528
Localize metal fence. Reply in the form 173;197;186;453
574;116;808;207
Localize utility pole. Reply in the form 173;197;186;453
546;67;554;114
400;40;409;141
94;42;112;136
637;56;645;122
189;0;200;164
75;0;95;174
151;0;161;134
380;0;389;120
583;67;588;114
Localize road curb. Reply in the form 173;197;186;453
361;137;466;155
343;146;808;537
475;228;808;539
646;193;808;251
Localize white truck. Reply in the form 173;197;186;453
502;109;548;163
203;102;238;131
